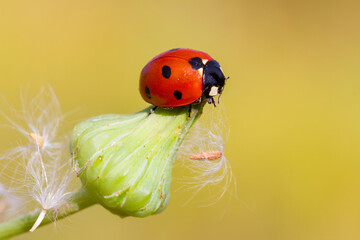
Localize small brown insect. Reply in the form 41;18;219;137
189;150;223;160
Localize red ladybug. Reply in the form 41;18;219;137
139;48;226;108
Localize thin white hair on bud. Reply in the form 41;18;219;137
175;104;236;206
0;86;77;229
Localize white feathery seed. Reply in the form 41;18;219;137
0;87;77;231
175;104;236;206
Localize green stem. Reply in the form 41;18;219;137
0;188;95;239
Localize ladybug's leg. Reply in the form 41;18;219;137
149;106;158;115
188;104;192;117
212;97;217;107
207;97;216;107
194;97;202;104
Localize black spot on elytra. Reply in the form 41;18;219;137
174;90;182;100
145;86;151;99
188;57;204;70
162;65;171;78
169;48;180;52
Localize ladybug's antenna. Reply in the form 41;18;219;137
218;76;229;104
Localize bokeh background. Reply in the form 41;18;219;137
0;0;360;239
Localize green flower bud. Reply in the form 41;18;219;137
71;102;205;218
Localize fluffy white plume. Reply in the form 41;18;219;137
175;105;236;206
0;87;77;231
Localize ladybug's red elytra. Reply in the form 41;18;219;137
139;48;227;108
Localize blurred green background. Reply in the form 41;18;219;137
0;0;360;239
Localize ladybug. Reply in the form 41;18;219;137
139;48;227;108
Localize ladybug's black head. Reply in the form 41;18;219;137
203;60;227;106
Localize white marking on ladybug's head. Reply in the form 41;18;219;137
209;86;219;96
202;59;208;65
198;68;204;76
